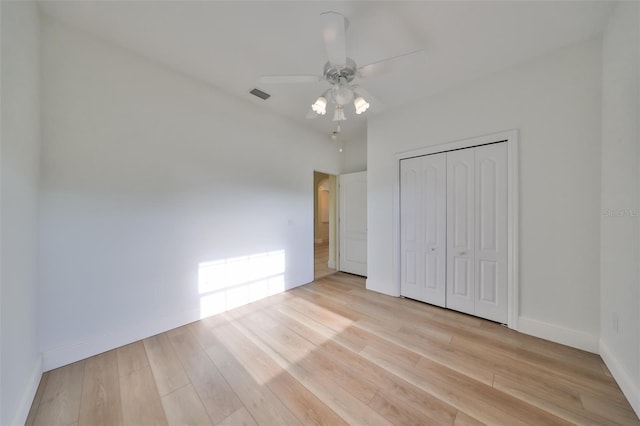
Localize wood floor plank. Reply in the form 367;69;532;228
207;322;348;426
187;319;222;350
454;410;486;425
216;407;257;426
580;392;640;425
228;317;394;426
284;293;359;330
167;326;243;424
419;353;574;426
314;242;336;279
267;373;348;426
161;384;213;426
119;366;168;426
355;316;496;386
239;310;380;404
444;330;630;414
32;361;84;426
202;322;283;385
450;331;616;391
26;273;639;425
429;306;605;375
116;341;149;377
361;341;569;426
264;306;458;426
78;350;124;426
143;333;190;397
276;303;370;352
368;390;446;425
492;370;623;425
205;335;302;425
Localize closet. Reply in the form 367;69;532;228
400;142;508;323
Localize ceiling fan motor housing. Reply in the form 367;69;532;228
325;58;357;105
324;57;357;85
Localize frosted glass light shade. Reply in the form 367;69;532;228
332;105;346;121
354;96;370;114
311;96;327;115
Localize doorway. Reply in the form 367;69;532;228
314;171;337;280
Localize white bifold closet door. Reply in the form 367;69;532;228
400;153;447;307
401;142;508;323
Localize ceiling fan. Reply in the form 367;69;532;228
258;11;426;122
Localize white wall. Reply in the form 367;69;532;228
599;1;640;415
367;38;602;351
341;129;367;173
1;2;43;424
39;16;341;370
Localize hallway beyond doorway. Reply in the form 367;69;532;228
314;242;335;280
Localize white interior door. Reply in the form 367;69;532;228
339;171;367;276
474;143;508;323
400;154;446;306
446;148;475;314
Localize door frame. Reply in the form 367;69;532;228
313;169;340;276
393;129;520;330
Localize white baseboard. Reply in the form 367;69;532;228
12;354;43;426
518;317;599;353
43;308;201;371
599;340;640;418
365;278;399;297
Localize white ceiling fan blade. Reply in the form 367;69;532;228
358;49;427;79
320;11;347;66
259;75;322;84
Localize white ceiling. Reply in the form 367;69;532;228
39;1;614;142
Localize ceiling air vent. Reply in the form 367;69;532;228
249;88;271;100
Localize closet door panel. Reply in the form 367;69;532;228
446;149;475;314
474;143;508;323
420;154;446;306
400;157;422;300
400;154;446;306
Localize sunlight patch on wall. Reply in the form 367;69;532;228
199;250;285;318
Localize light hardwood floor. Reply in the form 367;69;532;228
314;242;336;280
27;273;639;425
